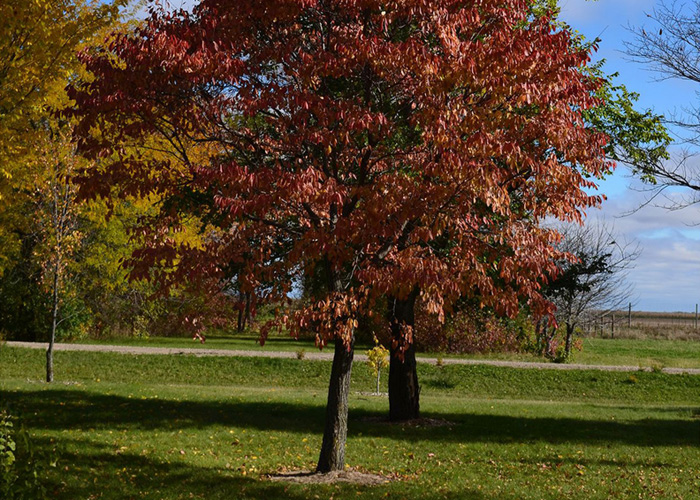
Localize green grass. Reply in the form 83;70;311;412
64;332;321;352
54;333;700;370
575;338;700;369
421;338;700;370
1;346;699;499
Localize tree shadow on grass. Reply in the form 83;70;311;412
2;388;698;450
31;434;373;500
30;434;489;500
351;408;700;449
1;387;327;433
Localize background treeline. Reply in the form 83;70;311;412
1;196;189;341
0;0;191;342
0;1;245;344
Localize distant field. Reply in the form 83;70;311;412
447;338;700;370
582;310;700;341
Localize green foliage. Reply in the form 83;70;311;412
0;193;206;341
0;216;59;341
0;1;204;344
0;412;15;471
528;0;560;19
544;1;671;182
584;68;671;181
0;410;50;500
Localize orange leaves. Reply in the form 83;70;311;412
286;291;363;348
70;0;612;345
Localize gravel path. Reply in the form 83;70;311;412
5;341;700;375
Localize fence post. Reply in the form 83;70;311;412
611;314;615;338
696;304;698;330
628;303;631;328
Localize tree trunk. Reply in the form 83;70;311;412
46;264;59;383
316;335;355;473
244;292;252;328
388;289;420;421
236;292;251;332
564;322;574;359
237;303;244;332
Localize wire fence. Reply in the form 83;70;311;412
580;304;700;340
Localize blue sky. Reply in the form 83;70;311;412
558;0;700;312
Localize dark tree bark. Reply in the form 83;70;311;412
316;259;355;473
316;335;355;472
237;303;245;332
388;289;420;421
236;292;252;332
244;292;251;328
564;322;575;359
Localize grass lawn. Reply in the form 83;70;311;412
576;338;700;369
62;333;320;352
1;346;699;499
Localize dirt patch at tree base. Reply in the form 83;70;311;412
267;469;390;485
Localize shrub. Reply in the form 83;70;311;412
415;302;524;355
0;410;50;500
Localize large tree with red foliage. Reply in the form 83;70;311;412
70;0;609;473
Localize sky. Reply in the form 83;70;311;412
148;0;699;312
558;0;700;312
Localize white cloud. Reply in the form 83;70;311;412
590;166;700;311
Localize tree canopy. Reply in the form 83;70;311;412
542;221;639;359
0;0;126;200
70;0;612;472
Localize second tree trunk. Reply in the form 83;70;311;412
388;290;420;421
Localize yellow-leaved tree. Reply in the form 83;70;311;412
0;0;127;276
0;1;129;380
1;1;218;359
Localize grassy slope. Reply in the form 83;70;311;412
49;333;700;369
1;346;698;499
